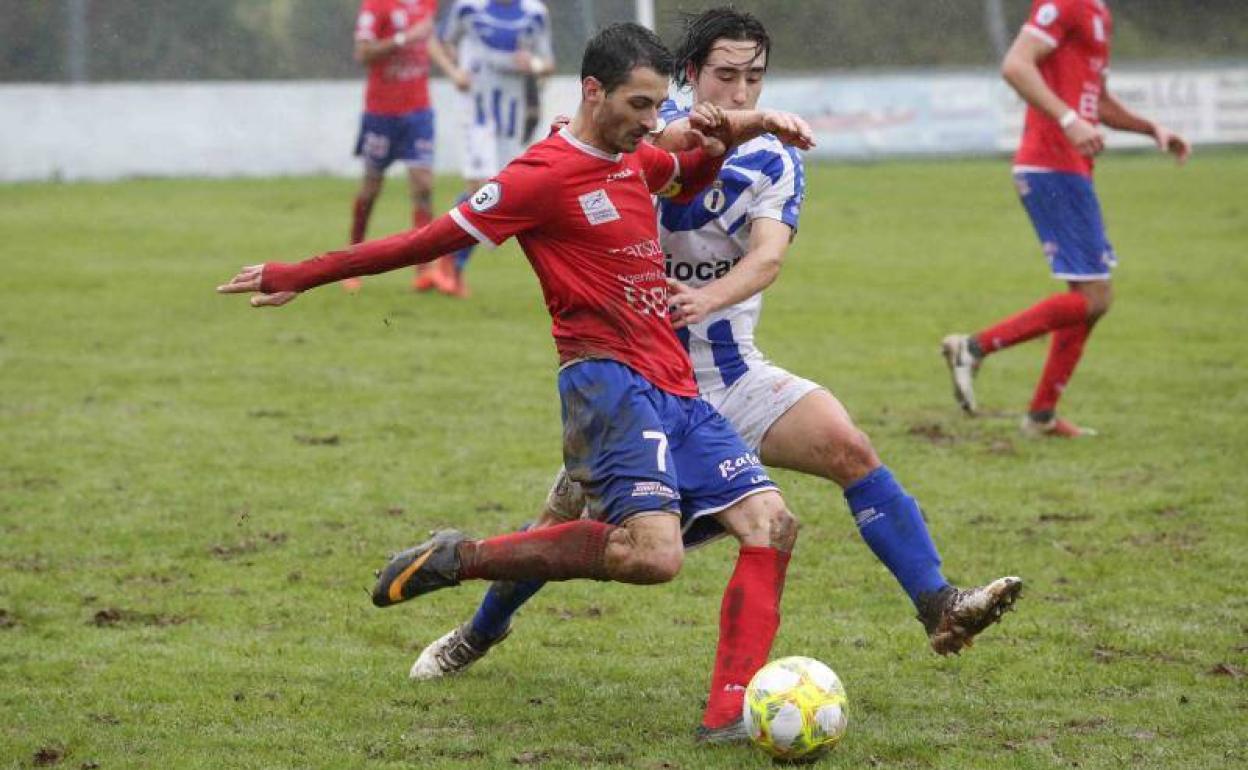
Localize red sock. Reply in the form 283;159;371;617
1029;321;1091;414
412;207;432;230
458;520;614;582
702;546;791;729
975;292;1089;355
350;196;375;245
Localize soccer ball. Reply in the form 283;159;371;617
743;656;848;760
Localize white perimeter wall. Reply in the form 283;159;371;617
2;65;1245;182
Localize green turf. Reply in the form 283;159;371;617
2;152;1246;769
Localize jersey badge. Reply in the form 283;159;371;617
702;181;727;214
469;182;502;212
578;189;621;226
1035;2;1059;26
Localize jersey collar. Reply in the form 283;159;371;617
558;127;622;164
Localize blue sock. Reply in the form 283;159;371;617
844;466;948;606
470;579;545;640
454;244;475;274
453;192;475;273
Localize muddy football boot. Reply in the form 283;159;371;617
919;576;1023;655
409;621;510;680
941;333;981;415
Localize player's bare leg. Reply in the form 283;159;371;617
696;490;797;744
760;389;1022;655
372;511;683;607
346;168;386;291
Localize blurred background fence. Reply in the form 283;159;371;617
3;1;1245;82
2;1;1245;180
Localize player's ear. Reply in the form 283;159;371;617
582;76;605;104
685;62;698;86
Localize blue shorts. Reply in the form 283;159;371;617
1015;171;1116;281
558;360;777;549
354;109;435;171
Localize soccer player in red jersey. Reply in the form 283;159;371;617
219;22;814;705
347;0;467;293
942;0;1189;437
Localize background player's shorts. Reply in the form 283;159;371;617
1015;170;1117;281
461;87;526;179
354;109;435;171
701;362;823;451
558;359;777;549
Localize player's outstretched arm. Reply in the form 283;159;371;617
1099;88;1190;164
1001;30;1103;157
216;216;476;308
688;105;815;155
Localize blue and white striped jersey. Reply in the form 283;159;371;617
658;100;806;393
441;0;552;134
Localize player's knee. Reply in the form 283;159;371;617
815;427;880;486
630;541;683;583
1089;288;1113;319
541;471;585;524
606;525;683;584
769;506;800;552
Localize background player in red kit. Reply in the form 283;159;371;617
942;0;1189;436
348;0;467;292
218;23;814;704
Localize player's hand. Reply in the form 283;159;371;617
451;67;472;92
216;264;298;308
1063;117;1104;157
666;278;718;330
1152;124;1190;165
760;109;815;150
684;103;732;156
547;114;571;136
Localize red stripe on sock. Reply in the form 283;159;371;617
1030;321;1091;413
701;546;791;729
975;292;1089;354
458;520;614;582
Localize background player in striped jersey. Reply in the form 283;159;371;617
431;0;555;297
411;7;1022;744
942;0;1189;436
347;0;466;293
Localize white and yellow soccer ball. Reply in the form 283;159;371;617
743;656;848;760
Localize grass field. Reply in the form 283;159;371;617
3;151;1246;769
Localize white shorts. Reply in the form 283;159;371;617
460;106;526;180
700;362;823;451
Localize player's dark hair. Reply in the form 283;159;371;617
581;22;674;94
672;6;771;89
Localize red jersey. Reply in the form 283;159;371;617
449;128;699;397
355;0;436;115
1014;0;1112;176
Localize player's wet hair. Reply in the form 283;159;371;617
581;22;674;94
672;6;771;89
